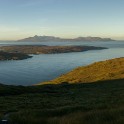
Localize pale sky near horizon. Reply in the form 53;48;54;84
0;0;124;40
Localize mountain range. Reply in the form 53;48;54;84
18;35;115;42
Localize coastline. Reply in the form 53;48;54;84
0;45;107;55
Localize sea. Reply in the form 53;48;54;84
0;40;124;86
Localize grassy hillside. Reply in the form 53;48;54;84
40;57;124;85
0;79;124;124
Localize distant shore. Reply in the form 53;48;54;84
0;51;32;60
0;45;107;55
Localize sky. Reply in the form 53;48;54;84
0;0;124;40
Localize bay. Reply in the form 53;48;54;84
0;41;124;85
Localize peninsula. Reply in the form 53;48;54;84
0;45;106;54
0;51;32;60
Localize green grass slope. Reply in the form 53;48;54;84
40;57;124;85
0;79;124;124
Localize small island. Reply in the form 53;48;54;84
0;51;32;60
0;45;107;54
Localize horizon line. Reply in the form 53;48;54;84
0;35;121;41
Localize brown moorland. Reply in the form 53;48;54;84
40;57;124;85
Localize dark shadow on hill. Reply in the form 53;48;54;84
0;78;124;96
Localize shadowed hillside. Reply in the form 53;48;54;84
0;79;124;124
40;57;124;85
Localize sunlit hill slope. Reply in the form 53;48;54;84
40;57;124;85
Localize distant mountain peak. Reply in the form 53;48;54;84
34;35;38;37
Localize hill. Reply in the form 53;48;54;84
18;35;115;42
40;57;124;85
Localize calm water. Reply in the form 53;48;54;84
0;41;124;86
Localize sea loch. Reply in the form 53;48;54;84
0;40;124;85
